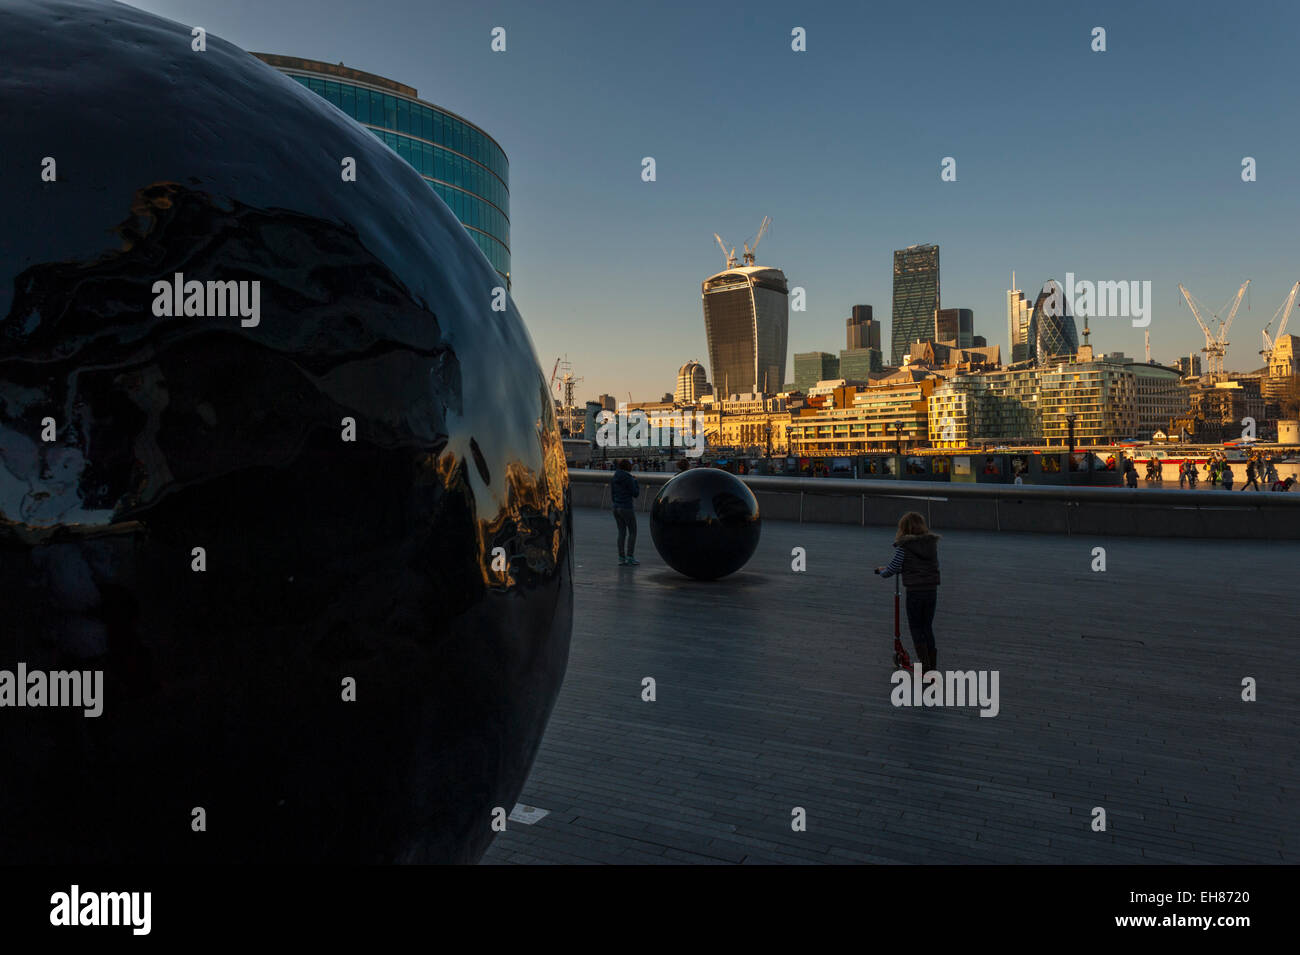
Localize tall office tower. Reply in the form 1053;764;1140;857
702;265;790;397
935;307;974;348
1027;280;1080;364
675;360;710;404
253;53;511;288
794;352;840;393
846;305;881;350
1007;276;1032;363
891;244;940;366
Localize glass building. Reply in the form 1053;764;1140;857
253;54;510;286
935;308;974;348
839;347;881;380
1007;285;1033;364
891;245;941;366
846;305;881;350
794;352;840;393
1028;280;1080;364
702;266;790;397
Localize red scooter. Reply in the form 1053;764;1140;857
876;569;911;670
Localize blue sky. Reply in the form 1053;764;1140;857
127;0;1300;400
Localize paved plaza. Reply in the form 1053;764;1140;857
483;508;1299;864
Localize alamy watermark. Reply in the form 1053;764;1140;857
0;664;103;717
890;664;999;717
151;272;260;327
1042;273;1151;328
50;885;150;935
595;403;705;457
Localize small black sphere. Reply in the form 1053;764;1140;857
650;469;761;580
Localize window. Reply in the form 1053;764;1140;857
355;88;370;124
341;84;355;118
323;80;341;106
384;94;397;130
397;99;409;134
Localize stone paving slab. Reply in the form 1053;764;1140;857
483;507;1299;864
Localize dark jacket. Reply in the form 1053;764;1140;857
611;469;640;509
895;532;941;590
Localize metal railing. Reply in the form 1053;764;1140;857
566;468;1300;538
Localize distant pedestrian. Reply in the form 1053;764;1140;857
1124;459;1138;488
1264;458;1279;484
1221;463;1233;491
1271;476;1295;492
875;511;941;673
1242;459;1261;491
1179;461;1189;489
610;459;641;566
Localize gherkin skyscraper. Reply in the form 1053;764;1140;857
1028;280;1080;364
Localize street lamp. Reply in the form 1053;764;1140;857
1065;412;1078;455
893;419;904;459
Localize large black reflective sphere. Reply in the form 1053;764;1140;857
650;469;761;580
0;0;571;863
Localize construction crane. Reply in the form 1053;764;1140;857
742;215;771;266
1260;281;1299;368
1176;280;1251;380
713;233;738;270
549;356;583;434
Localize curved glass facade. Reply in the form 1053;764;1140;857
1029;281;1079;363
254;54;510;286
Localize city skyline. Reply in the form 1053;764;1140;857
124;0;1300;400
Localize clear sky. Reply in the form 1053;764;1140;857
126;0;1300;401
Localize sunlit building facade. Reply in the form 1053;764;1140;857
675;360;710;404
1040;360;1137;445
702;266;790;397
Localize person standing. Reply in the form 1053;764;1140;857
1221;461;1233;491
875;512;942;673
611;459;641;565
